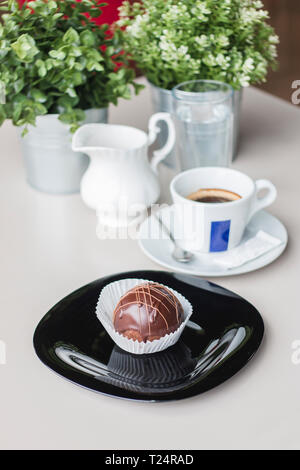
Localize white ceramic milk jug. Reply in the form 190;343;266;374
72;113;175;226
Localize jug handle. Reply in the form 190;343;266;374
148;113;176;174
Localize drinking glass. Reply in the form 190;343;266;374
172;80;234;170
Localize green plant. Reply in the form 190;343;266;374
118;0;279;90
0;0;141;133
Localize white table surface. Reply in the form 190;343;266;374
1;78;300;450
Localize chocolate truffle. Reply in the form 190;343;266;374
113;283;184;343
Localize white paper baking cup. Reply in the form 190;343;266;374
96;278;193;354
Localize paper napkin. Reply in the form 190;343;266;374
213;230;283;270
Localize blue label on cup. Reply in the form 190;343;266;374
210;220;231;252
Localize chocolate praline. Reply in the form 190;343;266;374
113;283;184;343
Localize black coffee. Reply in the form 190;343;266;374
187;188;241;203
194;196;232;203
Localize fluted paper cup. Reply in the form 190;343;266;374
96;278;193;354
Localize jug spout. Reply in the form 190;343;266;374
72;123;108;154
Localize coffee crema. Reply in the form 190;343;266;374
187;188;242;204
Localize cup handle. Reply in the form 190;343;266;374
248;179;277;222
148;112;176;173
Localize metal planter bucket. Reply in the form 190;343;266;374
18;108;108;194
149;81;242;169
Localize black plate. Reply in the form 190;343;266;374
33;270;264;402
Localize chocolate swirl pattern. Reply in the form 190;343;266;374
113;283;184;343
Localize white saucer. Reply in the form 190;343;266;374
138;206;288;277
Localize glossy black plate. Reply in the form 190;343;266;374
33;270;264;402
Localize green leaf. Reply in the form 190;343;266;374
58;108;85;127
63;28;80;45
31;89;47;103
57;95;78;110
86;60;104;72
36;60;47;77
89;8;102;18
53;12;63;20
66;87;77;98
49;49;66;60
21;127;29;137
70;47;82;58
80;30;96;47
11;34;39;62
48;1;58;10
0;105;6;126
72;72;84;86
13;94;27;105
14;78;24;94
45;59;53;71
34;102;47;115
12;104;22;123
105;46;115;56
133;82;145;95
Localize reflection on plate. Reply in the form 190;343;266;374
33;270;264;401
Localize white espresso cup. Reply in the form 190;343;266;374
170;167;277;253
